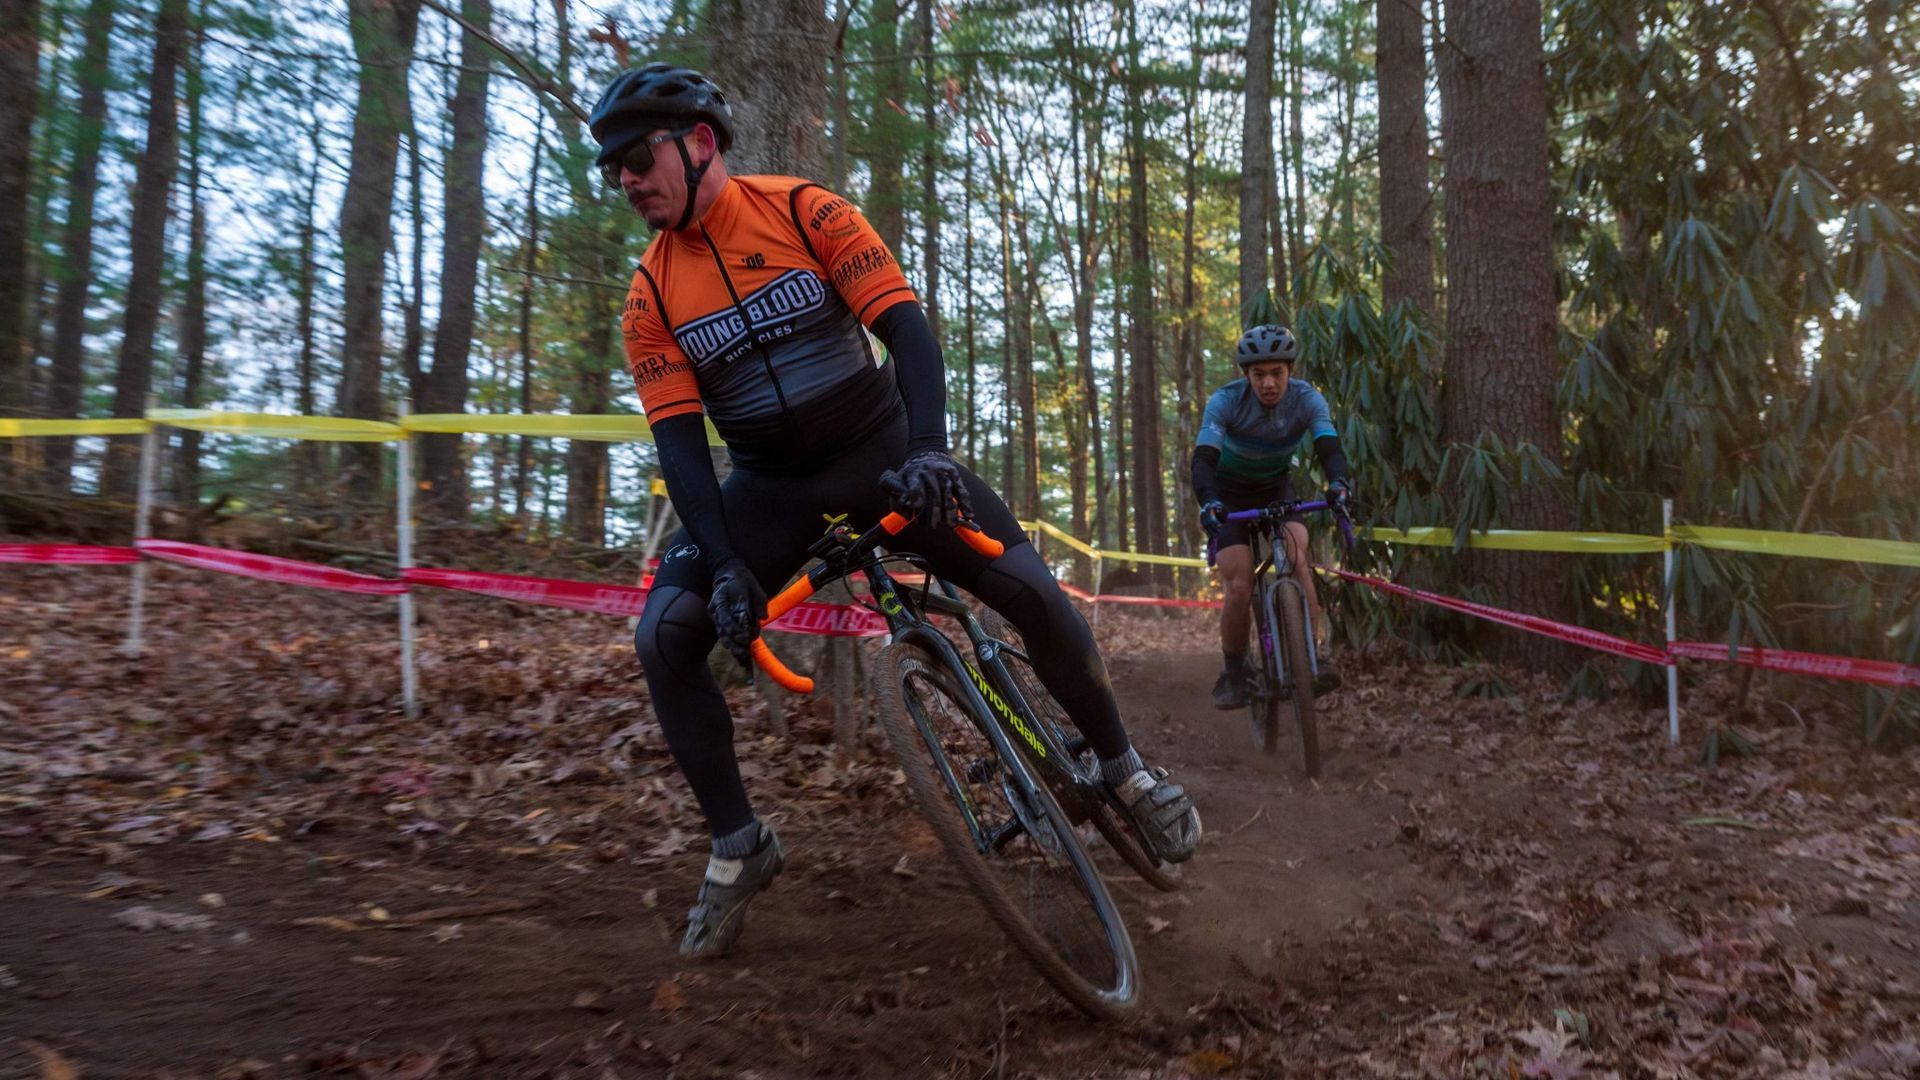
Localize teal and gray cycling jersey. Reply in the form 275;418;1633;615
1196;377;1337;489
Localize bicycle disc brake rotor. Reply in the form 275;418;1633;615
999;773;1067;861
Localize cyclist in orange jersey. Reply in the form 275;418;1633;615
597;64;1201;959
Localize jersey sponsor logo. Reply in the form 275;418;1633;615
624;295;649;316
673;268;829;368
832;245;894;293
807;197;849;230
743;252;766;269
664;543;701;563
631;351;692;386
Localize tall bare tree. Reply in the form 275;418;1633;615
420;0;494;518
337;0;424;500
1377;0;1435;314
862;0;907;250
1123;0;1167;572
173;11;210;515
42;0;116;487
0;0;41;422
103;0;189;498
1240;0;1278;319
1435;0;1572;650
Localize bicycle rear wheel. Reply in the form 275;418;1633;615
1247;582;1282;754
871;639;1139;1019
1274;577;1321;777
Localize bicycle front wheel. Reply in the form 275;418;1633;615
1248;582;1283;754
871;639;1139;1019
1274;577;1321;777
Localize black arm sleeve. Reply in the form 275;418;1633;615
652;412;737;568
1313;434;1350;488
870;299;949;455
1191;445;1222;506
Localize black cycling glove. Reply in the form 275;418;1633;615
707;557;769;668
879;449;975;527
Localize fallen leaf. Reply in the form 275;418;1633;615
650;978;686;1013
572;988;612;1013
890;855;917;880
112;905;213;932
1146;916;1173;935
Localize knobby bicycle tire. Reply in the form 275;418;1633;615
1248;581;1283;754
870;640;1140;1020
1274;577;1321;778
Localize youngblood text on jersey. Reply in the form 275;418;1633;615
672;269;829;368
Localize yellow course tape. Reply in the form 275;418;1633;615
1022;519;1100;558
1363;526;1669;555
402;412;728;445
0;418;152;437
1670;525;1920;568
146;409;403;442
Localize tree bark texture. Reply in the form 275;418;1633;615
42;0;116;487
1123;0;1167;574
421;0;493;518
337;0;424;501
174;15;209;516
0;0;38;418
1435;0;1573;646
861;0;907;252
917;0;941;344
103;0;188;498
1377;0;1436;315
704;0;829;178
1239;0;1277;320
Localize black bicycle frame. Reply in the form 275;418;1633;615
857;560;1105;837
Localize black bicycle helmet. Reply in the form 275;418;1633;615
1236;324;1300;367
590;63;735;167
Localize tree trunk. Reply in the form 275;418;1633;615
1110;245;1128;552
564;277;616;544
917;0;940;344
337;0;424;502
961;115;977;468
42;0;115;487
173;12;209;516
515;106;543;526
1240;0;1277;319
295;125;323;498
0;0;38;419
1288;0;1307;268
1377;0;1436;315
1336;18;1357;250
103;0;188;498
400;125;425;404
1067;5;1108;558
1123;0;1167;578
1010;194;1044;520
829;0;849;191
1177;24;1203;556
862;0;906;251
704;0;830;177
1435;0;1572;655
421;0;493;520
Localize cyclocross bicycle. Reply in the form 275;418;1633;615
1222;499;1354;777
752;510;1180;1020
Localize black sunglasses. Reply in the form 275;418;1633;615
600;127;694;189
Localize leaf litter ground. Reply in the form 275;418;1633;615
2;566;1916;1077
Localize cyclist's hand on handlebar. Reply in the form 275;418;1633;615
708;557;769;668
1324;480;1351;511
1199;499;1226;539
879;448;975;527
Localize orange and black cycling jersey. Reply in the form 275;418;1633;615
622;176;918;471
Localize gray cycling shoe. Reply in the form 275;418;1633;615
1110;767;1201;864
679;825;785;959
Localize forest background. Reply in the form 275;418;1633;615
0;0;1914;740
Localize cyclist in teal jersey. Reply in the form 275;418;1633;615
1192;325;1351;709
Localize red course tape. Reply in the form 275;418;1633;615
1669;641;1920;691
0;544;140;565
136;539;409;595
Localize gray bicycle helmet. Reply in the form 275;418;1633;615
1236;324;1300;367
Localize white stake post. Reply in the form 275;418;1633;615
1664;498;1679;745
120;399;160;656
395;401;420;719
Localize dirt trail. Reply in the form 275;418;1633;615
3;569;1916;1077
